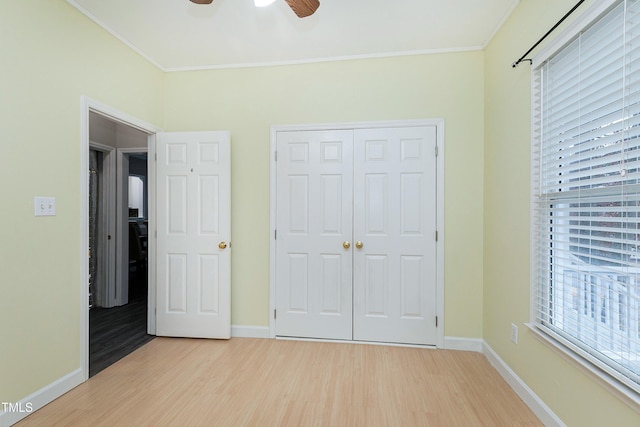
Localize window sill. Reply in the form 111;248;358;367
525;323;640;413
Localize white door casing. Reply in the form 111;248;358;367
275;130;354;340
273;122;441;346
156;131;231;339
89;142;117;309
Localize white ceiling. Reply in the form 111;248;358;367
67;0;519;71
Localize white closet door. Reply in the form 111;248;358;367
156;131;231;339
275;130;354;340
352;127;438;345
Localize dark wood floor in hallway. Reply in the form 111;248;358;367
89;297;154;377
18;338;542;426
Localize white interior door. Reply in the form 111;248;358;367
156;131;231;339
352;127;437;345
275;130;354;340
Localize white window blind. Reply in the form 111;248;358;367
533;0;640;394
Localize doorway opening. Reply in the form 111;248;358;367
85;107;157;377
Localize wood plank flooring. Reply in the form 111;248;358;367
89;297;154;377
16;338;542;426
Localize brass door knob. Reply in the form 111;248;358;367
343;241;351;249
218;242;228;250
355;241;363;249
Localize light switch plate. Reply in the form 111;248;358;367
34;197;56;216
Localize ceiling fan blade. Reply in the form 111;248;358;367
190;0;214;4
284;0;320;18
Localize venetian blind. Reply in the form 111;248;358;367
533;0;640;394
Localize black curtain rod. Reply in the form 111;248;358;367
512;0;587;68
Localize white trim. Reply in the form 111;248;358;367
115;147;149;308
481;0;521;49
80;96;161;380
65;0;164;71
269;124;278;339
527;324;640;412
114;149;149;311
89;142;117;309
80;98;91;383
269;119;443;133
482;342;566;427
276;336;437;350
269;119;445;348
146;136;157;336
164;46;483;73
443;336;483;352
231;325;271;338
89;141;115;153
84;98;162;135
435;119;445;349
115;149;129;307
531;0;619;67
0;369;83;427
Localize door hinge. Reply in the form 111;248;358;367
274;229;277;240
436;316;439;327
275;151;278;162
435;230;438;241
274;309;277;319
435;145;439;157
155;153;157;162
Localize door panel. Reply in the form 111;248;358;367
275;130;354;340
156;131;231;339
353;127;437;345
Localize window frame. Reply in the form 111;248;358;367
529;0;640;409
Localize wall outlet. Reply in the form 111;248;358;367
34;197;56;216
511;323;518;344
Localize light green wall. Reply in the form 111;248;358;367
484;0;640;425
0;0;163;404
163;54;485;333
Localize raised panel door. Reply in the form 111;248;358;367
275;130;354;340
353;127;437;345
156;131;231;339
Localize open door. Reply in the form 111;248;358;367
155;131;231;339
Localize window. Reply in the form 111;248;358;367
532;0;640;397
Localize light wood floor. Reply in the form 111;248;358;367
17;338;542;426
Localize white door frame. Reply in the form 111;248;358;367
80;96;161;380
88;142;117;308
115;148;149;307
269;119;445;348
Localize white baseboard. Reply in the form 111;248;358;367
443;336;484;352
0;368;84;427
231;325;270;338
482;342;565;427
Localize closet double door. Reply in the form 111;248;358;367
275;126;438;345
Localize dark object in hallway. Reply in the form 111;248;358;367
89;297;154;377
